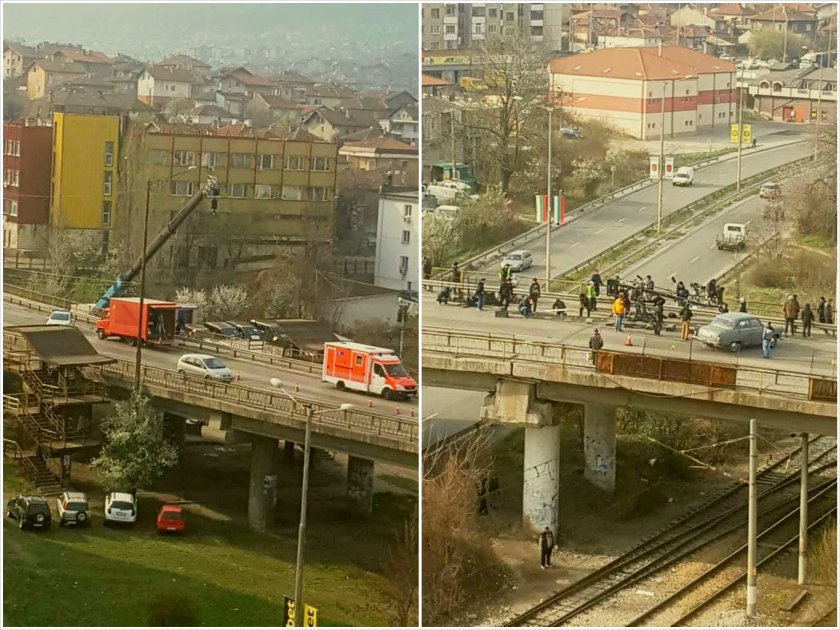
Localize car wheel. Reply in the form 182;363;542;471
77;512;87;524
96;329;106;340
729;341;741;353
336;381;346;391
18;516;25;530
770;338;777;348
382;388;394;401
177;369;185;376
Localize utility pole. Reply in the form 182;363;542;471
588;2;593;49
293;405;314;627
657;82;665;233
450;111;458;180
545;106;552;290
568;9;574;52
736;85;744;192
798;433;809;584
746;418;758;618
814;27;829;162
134;180;152;391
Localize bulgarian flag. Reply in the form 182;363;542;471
535;194;565;225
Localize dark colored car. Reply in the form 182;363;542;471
7;495;52;530
225;321;263;341
250;319;286;344
204;321;242;339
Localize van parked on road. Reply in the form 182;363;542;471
672;166;695;187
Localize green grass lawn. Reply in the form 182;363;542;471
3;460;406;627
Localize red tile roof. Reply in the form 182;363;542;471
750;7;817;22
549;46;734;81
422;74;451;87
54;47;114;65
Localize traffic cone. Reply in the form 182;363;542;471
625;334;633;347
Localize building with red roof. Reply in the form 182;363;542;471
549;45;736;139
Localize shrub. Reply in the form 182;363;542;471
747;265;790;289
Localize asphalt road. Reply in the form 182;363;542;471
421;294;837;377
4;301;418;415
620;186;776;285
479;141;812;279
422;387;487;450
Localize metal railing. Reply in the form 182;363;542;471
98;359;418;446
442;139;808;276
422;327;837;401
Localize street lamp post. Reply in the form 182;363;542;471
545;105;553;289
133;165;197;391
736;85;745;192
270;378;353;627
657;82;666;234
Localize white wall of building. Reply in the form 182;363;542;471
374;192;418;292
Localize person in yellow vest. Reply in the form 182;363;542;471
612;295;625;332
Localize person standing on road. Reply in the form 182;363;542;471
739;297;748;313
499;279;512;310
680;303;693;341
423;257;432;284
826;298;834;330
451;262;462;298
529;278;541;312
751;137;757;149
762;322;775;358
474;278;486;311
540;526;555;569
783;295;800;336
590;270;603;297
579;292;591;318
587;281;598;312
653;299;665;336
801;303;814;338
817;297;827;323
612;295;626;332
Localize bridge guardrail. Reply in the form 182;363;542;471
443;139;808;275
422;327;837;401
97;359;418;446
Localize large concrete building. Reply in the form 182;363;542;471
2;121;52;251
374;190;417;292
120;122;338;278
549;45;737;139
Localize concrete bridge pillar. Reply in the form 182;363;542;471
523;425;561;534
248;435;279;531
347;455;375;513
583;403;617;493
480;379;553;427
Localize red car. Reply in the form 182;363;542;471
156;505;185;534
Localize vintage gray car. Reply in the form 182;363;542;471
695;312;780;352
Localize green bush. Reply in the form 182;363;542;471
748;265;790;289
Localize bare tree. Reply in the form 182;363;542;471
461;33;549;193
379;516;419;626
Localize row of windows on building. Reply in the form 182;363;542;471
165;181;333;201
645;119;696;129
3;169;20;187
3;199;19;217
3;140;21;156
426;6;523;20
151;150;332;172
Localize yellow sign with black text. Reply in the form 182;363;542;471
282;597;317;627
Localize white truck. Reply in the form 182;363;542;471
715;222;748;251
425;180;479;204
672;166;695;187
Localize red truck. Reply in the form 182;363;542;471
95;297;177;346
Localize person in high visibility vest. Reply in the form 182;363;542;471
586;281;597;312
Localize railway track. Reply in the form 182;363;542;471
504;436;836;627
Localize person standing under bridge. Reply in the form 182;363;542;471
539;526;555;569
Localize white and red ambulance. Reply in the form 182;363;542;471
322;342;417;400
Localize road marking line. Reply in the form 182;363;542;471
709;243;718;249
595;229;604;235
637;206;647;213
618;217;626;223
689;256;699;263
570;241;579;248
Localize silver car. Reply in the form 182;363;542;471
695;312;779;352
501;250;533;272
57;491;90;527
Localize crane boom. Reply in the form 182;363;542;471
95;176;219;310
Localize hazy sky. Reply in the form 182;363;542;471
3;2;418;57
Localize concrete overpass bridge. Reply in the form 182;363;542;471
4;327;417;530
422;326;836;534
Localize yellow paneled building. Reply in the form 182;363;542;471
51;113;121;233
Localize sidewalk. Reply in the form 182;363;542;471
613;120;811;155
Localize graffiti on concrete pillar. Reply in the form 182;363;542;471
594;454;614;476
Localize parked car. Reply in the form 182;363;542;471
561;127;582;139
225;321;262;341
672;166;695;187
176;353;235;382
759;182;782;199
45;309;74;326
156;505;186;534
250;319;285;344
56;491;90;527
501;250;533;272
204;321;242;339
695;312;780;352
7;495;52;530
104;492;137;525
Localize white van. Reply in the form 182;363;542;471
427;181;479;204
672;166;695;187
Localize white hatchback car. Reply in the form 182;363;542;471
177;353;235;382
46;310;74;326
104;492;137;525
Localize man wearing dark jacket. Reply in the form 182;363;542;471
590;270;603;297
817;297;827;323
529;278;541;312
801;303;814;338
475;278;486;311
539;526;555;569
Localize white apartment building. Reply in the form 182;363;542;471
374;191;418;292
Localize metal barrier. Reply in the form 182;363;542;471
422;327;837;401
98;359;418;445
